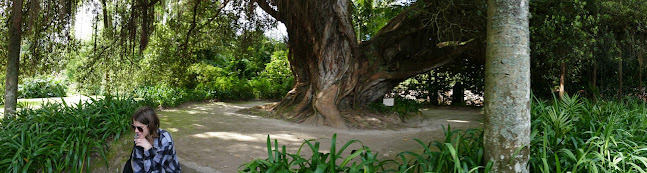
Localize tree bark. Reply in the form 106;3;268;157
5;0;24;119
428;72;439;105
592;59;598;102
102;0;111;33
484;0;530;172
559;62;566;98
619;51;623;97
254;0;480;128
638;48;643;94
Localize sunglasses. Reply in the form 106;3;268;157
131;124;148;132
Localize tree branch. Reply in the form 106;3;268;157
359;0;483;80
183;0;202;49
252;0;280;21
181;0;229;53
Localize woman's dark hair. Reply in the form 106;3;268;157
132;106;160;139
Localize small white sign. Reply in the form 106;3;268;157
383;98;394;107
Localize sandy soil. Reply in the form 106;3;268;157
91;101;484;173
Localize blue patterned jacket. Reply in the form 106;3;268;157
131;129;181;173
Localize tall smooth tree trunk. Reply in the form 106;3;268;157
638;49;643;94
102;0;111;32
619;51;623;97
559;62;566;98
593;62;597;88
484;0;530;172
5;0;24;119
592;59;598;102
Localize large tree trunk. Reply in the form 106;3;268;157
254;0;478;128
483;0;530;172
5;0;24;119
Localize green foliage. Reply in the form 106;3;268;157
396;125;492;173
196;76;255;101
528;0;647;99
188;62;226;84
240;128;491;173
352;0;406;41
0;96;140;172
135;51;293;107
18;75;68;99
529;94;647;172
240;134;388;173
253;50;294;100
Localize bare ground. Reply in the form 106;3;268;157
90;101;483;173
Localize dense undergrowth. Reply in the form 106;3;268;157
240;95;647;172
240;126;491;173
132;75;292;108
529;95;647;172
1;92;645;172
17;76;68;99
0;96;140;172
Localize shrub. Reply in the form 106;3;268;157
196;76;255;101
134;85;208;108
18;76;68;99
254;50;294;100
0;96;141;172
240;127;491;173
240;134;389;172
396;125;492;172
188;62;225;84
528;94;647;172
249;77;292;100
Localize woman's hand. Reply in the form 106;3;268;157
135;135;153;151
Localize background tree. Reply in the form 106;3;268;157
483;0;530;171
4;0;24;119
3;0;80;119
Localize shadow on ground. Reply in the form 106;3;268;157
91;101;483;173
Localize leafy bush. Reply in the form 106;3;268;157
188;62;225;84
240;134;389;172
0;96;141;172
18;76;68;99
249;77;292;100
528;94;647;172
240;127;491;173
396;126;492;172
196;76;255;101
250;50;294;100
134;85;209;108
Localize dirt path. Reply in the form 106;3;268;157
92;101;484;172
